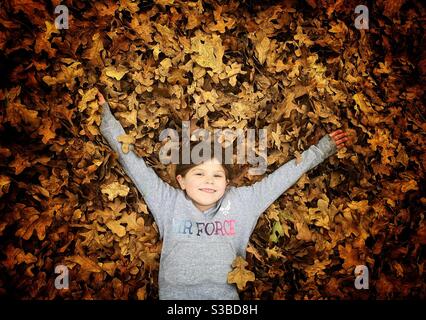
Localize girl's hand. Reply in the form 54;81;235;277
97;92;106;105
329;129;349;150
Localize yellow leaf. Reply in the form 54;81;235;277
82;32;104;66
106;219;127;237
43;62;83;90
255;36;271;65
294;26;314;47
295;221;312;241
105;65;129;80
269;220;284;243
66;255;102;273
229;101;257;121
400;180;418;193
0;175;11;198
77;88;98;112
347;200;370;215
100;261;117;277
6;102;40;129
353;92;376;114
119;212;144;233
117;134;136;154
9;153;32;175
15;207;53;241
191;31;224;73
3;245;37;269
136;286;147;300
101;182;130;201
38;117;56;143
329;21;348;34
266;246;285;259
117;109;138;127
154;0;175;6
227;256;255;290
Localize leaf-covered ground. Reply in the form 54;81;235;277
0;0;425;299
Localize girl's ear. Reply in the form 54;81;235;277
176;175;185;190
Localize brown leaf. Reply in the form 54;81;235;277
101;182;130;201
227;256;255;290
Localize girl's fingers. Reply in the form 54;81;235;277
336;138;348;144
96;92;106;104
331;131;348;140
330;129;344;137
332;131;345;137
329;131;348;147
335;137;349;147
336;135;349;141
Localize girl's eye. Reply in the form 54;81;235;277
214;175;223;178
196;173;203;176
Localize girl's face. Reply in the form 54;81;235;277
176;158;229;213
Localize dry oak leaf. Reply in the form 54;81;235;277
227;256;255;290
101;182;130;201
2;245;37;269
136;286;147;300
117;108;138;127
42;61;83;90
295;221;313;241
0;175;11;197
77;87;99;112
15;207;53;241
119;212;145;233
206;5;236;33
9;153;32;175
99;261;117;277
190;31;224;74
66;255;103;273
106;219;127;237
307;197;332;230
219;62;247;86
38;117;57;144
35;21;59;58
338;243;361;270
266;246;286;260
6;102;40;130
270;220;284;243
105;65;129;81
82;32;105;67
117;133;136;153
254;36;271;65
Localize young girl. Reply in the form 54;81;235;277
96;92;348;300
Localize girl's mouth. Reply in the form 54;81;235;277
199;188;216;193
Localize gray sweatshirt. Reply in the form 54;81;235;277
99;101;337;300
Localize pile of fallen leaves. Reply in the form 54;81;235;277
0;0;425;299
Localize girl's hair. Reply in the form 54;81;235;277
174;139;234;181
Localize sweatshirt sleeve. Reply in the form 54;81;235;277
231;134;337;218
99;101;178;239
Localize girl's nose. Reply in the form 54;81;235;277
205;176;214;184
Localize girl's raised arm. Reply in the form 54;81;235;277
99;98;178;239
230;132;347;223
